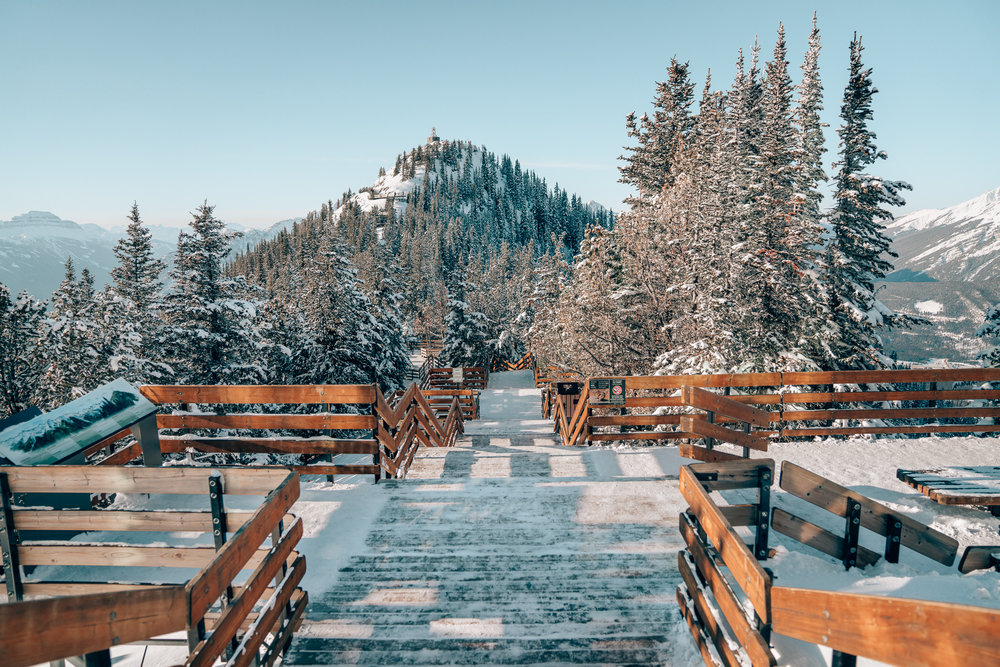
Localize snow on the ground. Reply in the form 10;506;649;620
914;299;944;314
464;369;553;435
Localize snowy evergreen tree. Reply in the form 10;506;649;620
38;260;110;407
441;282;491;368
107;202;169;383
112;203;165;309
620;57;697;198
0;283;47;418
162;202;267;384
977;304;1000;367
825;34;913;369
298;233;379;385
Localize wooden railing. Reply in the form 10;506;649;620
374;383;464;478
535;364;582;389
421;389;479;420
93;383;465;481
554;369;1000;450
133;384;382;480
425;366;488;390
0;466;306;667
677;458;1000;666
491;352;535;372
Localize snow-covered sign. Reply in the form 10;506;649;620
0;379;156;466
452;367;464;384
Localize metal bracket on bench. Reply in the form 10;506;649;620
754;467;771;560
843;500;862;570
884;515;902;564
0;472;24;601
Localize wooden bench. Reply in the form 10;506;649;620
897;466;1000;514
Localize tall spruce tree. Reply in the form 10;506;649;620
112;202;165;309
163;201;265;384
619;57;697;199
825;34;913;369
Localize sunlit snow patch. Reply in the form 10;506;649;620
915;299;944;314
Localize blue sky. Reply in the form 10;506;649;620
1;1;997;229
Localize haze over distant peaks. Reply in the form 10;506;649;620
0;211;296;299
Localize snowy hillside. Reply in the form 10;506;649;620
0;211;297;299
887;187;1000;281
877;280;1000;364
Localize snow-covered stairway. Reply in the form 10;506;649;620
284;371;696;665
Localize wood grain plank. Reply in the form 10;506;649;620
770;508;880;568
679;443;745;462
958;546;1000;574
0;586;186;666
680;514;775;666
159;436;377;456
157;413;375;430
676;558;744;667
141;384;375;405
687;459;775;491
680;416;769;451
771;586;1000;667
682;386;771;427
0;466;292;495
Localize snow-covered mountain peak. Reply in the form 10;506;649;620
887;186;1000;234
888;186;1000;282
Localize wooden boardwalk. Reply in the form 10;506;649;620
284;371;694;665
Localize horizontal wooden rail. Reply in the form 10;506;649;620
103;384;387;479
771;587;1000;667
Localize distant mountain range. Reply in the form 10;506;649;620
0;211;298;299
886;187;1000;282
879;186;1000;364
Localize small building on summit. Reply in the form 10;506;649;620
427;127;440;144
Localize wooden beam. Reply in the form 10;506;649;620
679;515;775;666
679;443;744;462
680;416;769;451
12;509;262;533
687;459;776;491
140;384;375;405
771;586;1000;667
770;508;880;568
159;437;378;456
0;466;293;496
958;546;1000;574
157;414;376;430
0;586;186;666
682;386;771;427
676;564;744;667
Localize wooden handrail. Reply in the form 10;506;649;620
572;369;1000;447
